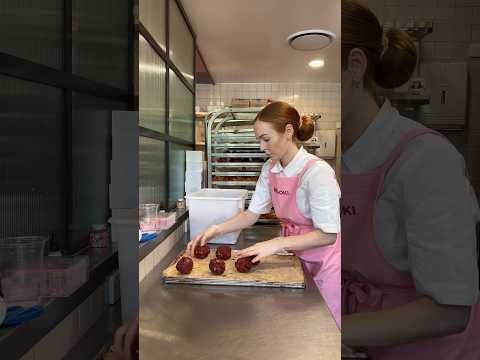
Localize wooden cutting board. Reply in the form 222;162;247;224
163;249;305;289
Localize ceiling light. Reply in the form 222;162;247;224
287;29;336;51
309;59;325;68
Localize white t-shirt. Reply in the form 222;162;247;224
342;99;480;305
248;147;341;234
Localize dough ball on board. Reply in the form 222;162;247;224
209;258;226;275
176;257;193;274
215;246;231;260
194;245;210;259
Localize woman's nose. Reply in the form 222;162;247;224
260;142;266;152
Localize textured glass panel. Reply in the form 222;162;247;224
139;0;166;52
71;93;127;253
169;70;194;142
0;0;63;69
139;137;166;209
73;0;129;89
139;35;166;132
0;75;64;243
169;0;194;85
169;143;190;207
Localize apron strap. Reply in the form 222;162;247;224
269;159;276;171
298;157;322;183
376;128;443;198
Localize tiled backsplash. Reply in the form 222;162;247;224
365;0;480;196
365;0;480;62
196;82;341;128
139;223;186;283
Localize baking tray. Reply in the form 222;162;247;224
163;250;305;289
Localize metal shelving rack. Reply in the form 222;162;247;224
206;108;265;207
206;107;322;215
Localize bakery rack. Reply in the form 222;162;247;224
205;107;322;221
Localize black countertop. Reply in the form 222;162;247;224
0;245;118;359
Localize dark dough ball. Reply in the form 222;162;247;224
209;258;226;275
216;245;231;260
194;245;210;259
235;257;253;273
176;256;193;274
247;255;260;266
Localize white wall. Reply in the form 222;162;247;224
365;0;480;195
196;82;341;129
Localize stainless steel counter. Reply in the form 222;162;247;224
139;225;340;360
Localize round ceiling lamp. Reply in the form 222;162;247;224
309;59;325;68
287;29;336;51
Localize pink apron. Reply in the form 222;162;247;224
269;157;341;328
342;128;480;359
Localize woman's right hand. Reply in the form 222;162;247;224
186;225;221;255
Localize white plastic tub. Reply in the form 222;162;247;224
186;150;203;162
186;188;248;244
185;160;203;172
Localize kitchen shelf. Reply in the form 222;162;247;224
212;181;257;186
211;143;260;148
211;152;267;158
212;162;264;168
213;171;261;176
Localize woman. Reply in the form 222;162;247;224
187;101;341;328
341;1;480;358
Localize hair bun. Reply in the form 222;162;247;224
375;28;417;89
297;115;315;142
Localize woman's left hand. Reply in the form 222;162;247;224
234;237;285;263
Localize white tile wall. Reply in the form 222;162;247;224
139;223;186;282
365;1;480;195
196;82;341;127
366;0;480;61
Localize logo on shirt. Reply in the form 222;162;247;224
273;187;290;196
341;205;357;216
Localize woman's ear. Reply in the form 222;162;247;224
285;124;294;140
347;48;368;87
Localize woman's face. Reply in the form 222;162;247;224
254;120;292;161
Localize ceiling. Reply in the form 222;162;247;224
181;0;341;83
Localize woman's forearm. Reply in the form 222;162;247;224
216;210;260;235
278;230;336;252
343;296;471;347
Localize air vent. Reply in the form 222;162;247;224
287;30;336;51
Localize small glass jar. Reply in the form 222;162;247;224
89;224;110;248
176;198;186;211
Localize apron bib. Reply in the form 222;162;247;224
269;157;341;328
342;128;480;359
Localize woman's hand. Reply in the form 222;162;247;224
186;225;221;255
234;237;285;263
103;317;139;360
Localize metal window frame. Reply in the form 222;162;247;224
136;0;196;211
0;0;133;255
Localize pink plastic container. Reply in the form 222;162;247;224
41;256;89;297
139;212;176;232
